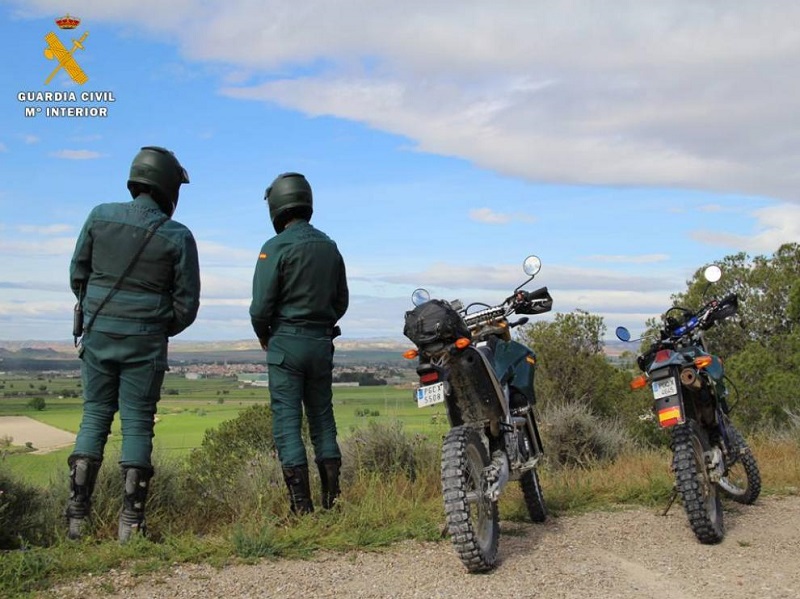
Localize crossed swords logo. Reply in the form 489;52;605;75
44;30;89;85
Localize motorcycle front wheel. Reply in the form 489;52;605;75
718;422;761;505
441;425;499;572
520;467;547;523
671;421;725;544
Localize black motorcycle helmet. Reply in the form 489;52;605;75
265;172;313;233
127;146;189;216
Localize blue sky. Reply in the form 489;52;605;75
1;1;798;343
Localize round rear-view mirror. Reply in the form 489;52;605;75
704;265;722;283
411;288;430;306
523;255;542;276
615;326;631;342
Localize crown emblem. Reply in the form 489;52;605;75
55;14;81;30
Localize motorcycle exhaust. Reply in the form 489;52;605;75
680;367;702;390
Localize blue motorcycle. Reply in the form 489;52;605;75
403;255;552;572
616;265;760;544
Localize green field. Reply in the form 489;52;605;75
0;373;447;486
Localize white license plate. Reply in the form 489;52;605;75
416;382;445;408
652;377;677;400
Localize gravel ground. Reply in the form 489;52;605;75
44;494;800;599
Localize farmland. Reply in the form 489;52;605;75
0;372;447;486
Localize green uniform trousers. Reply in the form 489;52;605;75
72;330;168;469
267;327;341;467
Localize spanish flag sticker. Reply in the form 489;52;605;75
658;405;683;428
259;253;267;260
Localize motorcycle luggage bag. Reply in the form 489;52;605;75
403;299;471;349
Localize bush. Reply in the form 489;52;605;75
0;464;56;549
340;421;437;483
183;403;281;523
541;401;632;468
27;397;46;411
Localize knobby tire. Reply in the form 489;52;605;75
441;425;499;572
672;422;725;544
721;424;761;505
520;467;547;523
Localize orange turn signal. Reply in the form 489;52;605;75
630;375;648;390
454;337;471;349
694;356;713;369
402;349;419;360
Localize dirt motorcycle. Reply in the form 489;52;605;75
402;255;553;572
615;265;761;544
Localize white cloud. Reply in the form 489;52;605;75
21;135;39;144
468;208;536;225
584;254;670;264
0;237;76;256
50;150;104;160
16;224;74;235
690;203;800;253
371;261;680;294
12;1;800;201
0;300;70;318
0;142;7;152
196;240;256;265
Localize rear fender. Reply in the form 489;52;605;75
650;366;687;429
445;345;506;430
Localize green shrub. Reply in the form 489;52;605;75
183;403;282;523
0;463;56;549
27;397;46;411
340;421;436;483
541;401;632;468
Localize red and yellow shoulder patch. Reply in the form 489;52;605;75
259;253;268;260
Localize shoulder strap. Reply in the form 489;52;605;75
82;216;169;335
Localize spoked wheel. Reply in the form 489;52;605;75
520;467;547;523
718;422;761;505
441;425;499;572
672;422;724;544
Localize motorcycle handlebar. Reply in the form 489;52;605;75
669;293;739;338
462;305;507;327
461;286;553;328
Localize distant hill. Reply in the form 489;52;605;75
0;338;411;371
0;337;627;371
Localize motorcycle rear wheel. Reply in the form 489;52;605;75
672;421;724;544
441;425;499;572
719;424;761;505
520;468;547;523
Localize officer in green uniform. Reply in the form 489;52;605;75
250;172;349;514
66;146;201;541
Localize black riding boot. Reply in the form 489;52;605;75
316;458;342;509
282;465;314;514
65;455;101;540
119;467;152;543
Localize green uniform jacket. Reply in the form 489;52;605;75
70;195;201;337
250;220;348;339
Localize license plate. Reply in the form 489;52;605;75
416;382;445;408
652;377;677;400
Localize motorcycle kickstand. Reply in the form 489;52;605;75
661;488;678;516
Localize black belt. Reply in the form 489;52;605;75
273;324;340;337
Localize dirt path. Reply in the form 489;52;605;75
0;416;75;454
45;495;800;599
